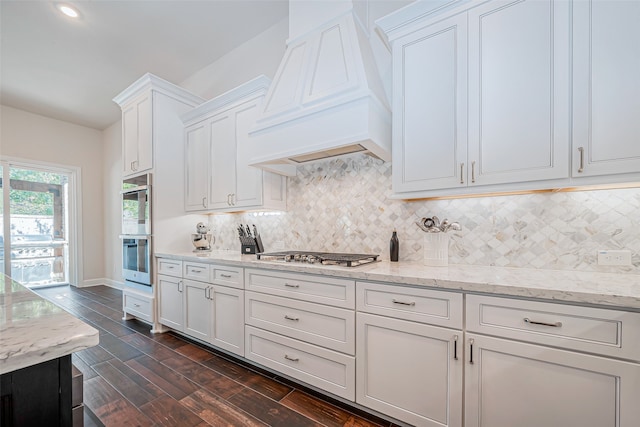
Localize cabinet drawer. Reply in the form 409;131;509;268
123;289;153;322
467;294;640;361
245;326;355;400
211;265;244;289
183;261;210;282
157;258;182;277
356;282;463;330
245;269;355;309
245;291;354;354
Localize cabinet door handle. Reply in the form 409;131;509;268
392;299;416;306
231;193;236;206
453;335;458;360
220;273;232;278
284;354;299;362
577;147;585;173
284;315;299;321
471;161;476;183
202;197;207;208
460;163;465;184
524;318;562;328
284;283;299;288
469;338;474;364
178;280;183;293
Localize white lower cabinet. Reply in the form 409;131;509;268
183;279;210;342
356;282;464;427
465;294;640;427
157;274;184;332
464;333;640;427
356;313;463;427
156;258;245;357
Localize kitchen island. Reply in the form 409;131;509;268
0;274;99;426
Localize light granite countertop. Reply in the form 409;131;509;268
0;275;99;374
157;250;640;311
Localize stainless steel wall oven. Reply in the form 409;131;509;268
120;174;151;286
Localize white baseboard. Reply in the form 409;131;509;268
80;278;124;289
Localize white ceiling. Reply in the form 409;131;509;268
0;0;289;130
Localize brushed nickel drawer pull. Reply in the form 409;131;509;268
284;315;299;321
460;163;465;184
392;299;416;306
166;265;175;269
202;197;207;208
133;303;141;308
191;269;202;273
220;274;232;278
284;354;299;362
524;318;562;328
577;147;585;173
284;283;299;288
471;160;476;183
469;338;474;364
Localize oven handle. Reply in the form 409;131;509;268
119;234;151;240
120;185;150;195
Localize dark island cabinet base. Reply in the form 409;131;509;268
1;355;74;427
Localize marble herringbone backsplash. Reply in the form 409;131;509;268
207;154;640;274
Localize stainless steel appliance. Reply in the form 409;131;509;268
256;251;379;267
120;174;152;286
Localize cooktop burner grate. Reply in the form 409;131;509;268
256;251;379;267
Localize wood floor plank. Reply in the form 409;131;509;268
93;360;164;407
99;333;144;361
76;343;114;367
201;353;256;380
139;395;205;427
125;355;199;400
281;390;387;427
120;332;177;361
72;353;98;380
235;370;293;401
181;389;269;427
84;376;153;427
174;342;216;362
161;354;244;399
151;332;189;349
228;388;323;427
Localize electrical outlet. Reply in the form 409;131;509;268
597;250;632;266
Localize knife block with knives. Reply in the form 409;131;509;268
238;224;264;255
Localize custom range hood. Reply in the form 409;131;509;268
248;0;391;176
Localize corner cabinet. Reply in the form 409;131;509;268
182;76;287;213
113;73;204;179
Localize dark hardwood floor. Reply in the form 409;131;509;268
35;285;400;427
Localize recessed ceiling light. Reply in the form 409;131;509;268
57;4;79;18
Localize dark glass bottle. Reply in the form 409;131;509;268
390;230;399;262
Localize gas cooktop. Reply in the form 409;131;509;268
256;251;379;267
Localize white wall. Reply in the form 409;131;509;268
102;120;123;285
0;105;105;285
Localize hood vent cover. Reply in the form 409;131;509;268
248;0;391;176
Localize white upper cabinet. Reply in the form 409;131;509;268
182;76;287;213
380;0;570;198
121;92;153;177
391;13;468;193
114;73;204;179
572;0;640;179
467;0;570;187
